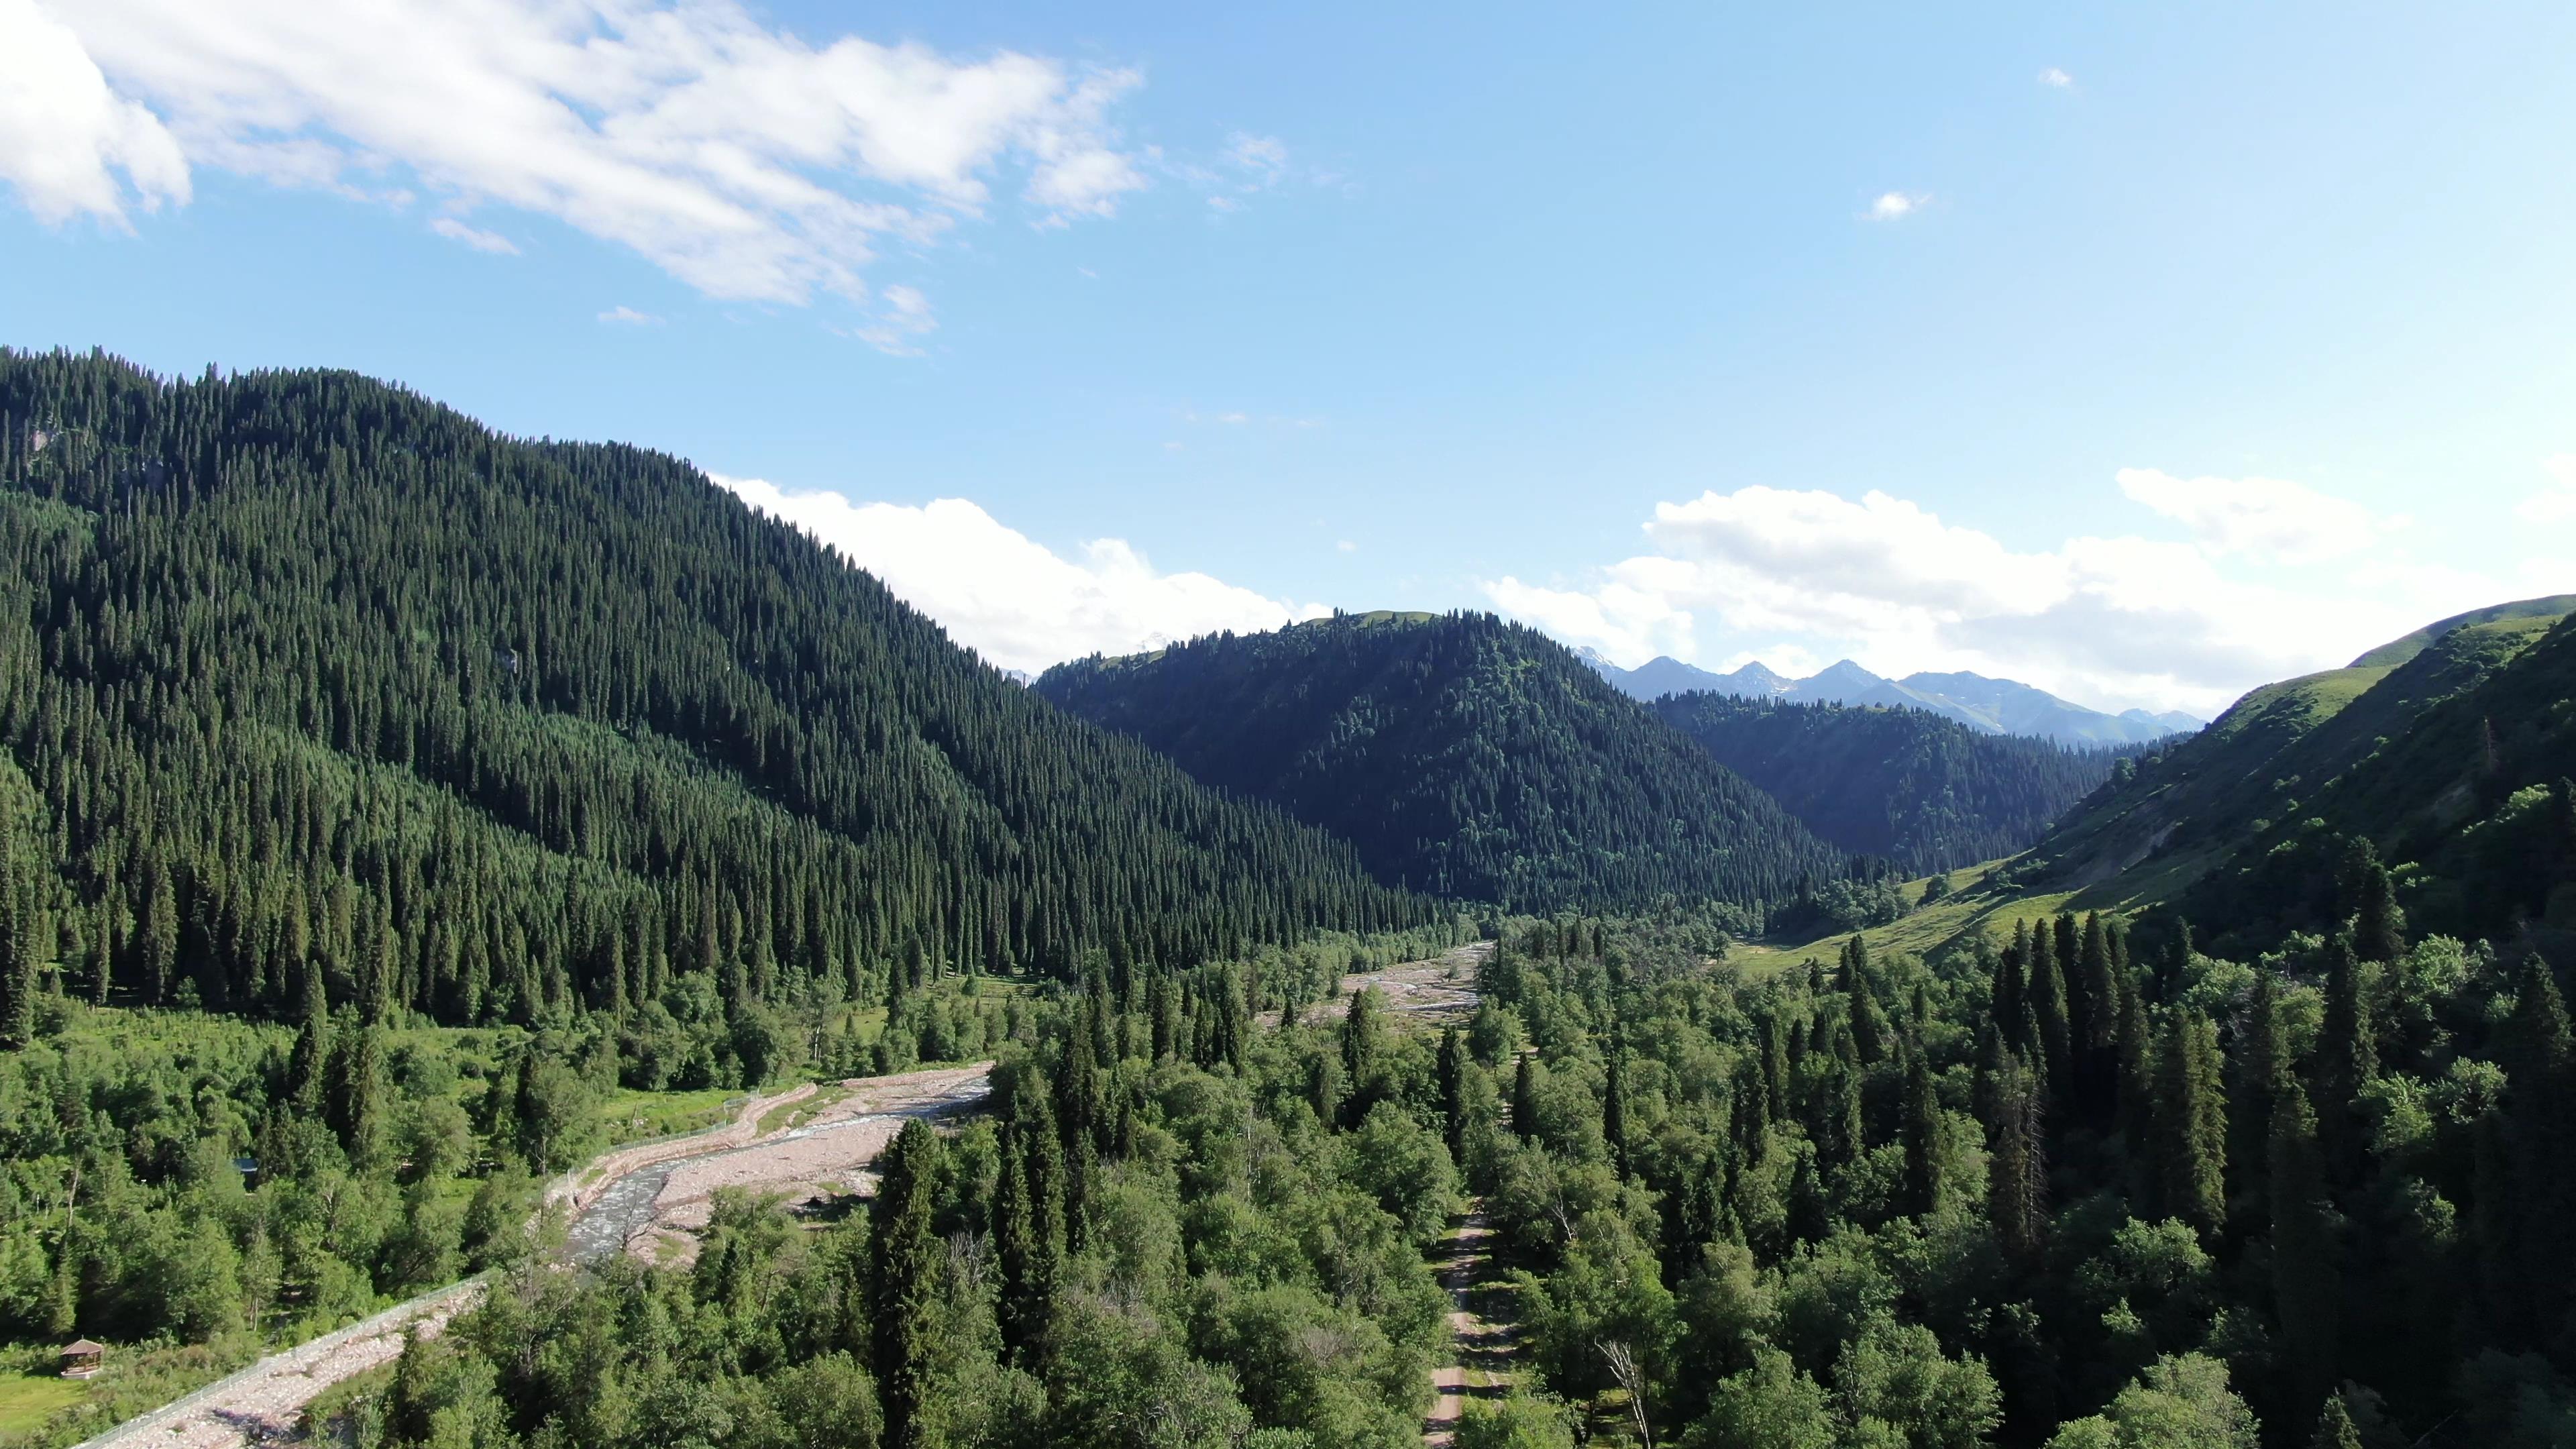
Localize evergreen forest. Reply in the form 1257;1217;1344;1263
1648;694;2132;875
1035;612;1846;914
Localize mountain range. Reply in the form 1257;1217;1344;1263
1579;649;2202;746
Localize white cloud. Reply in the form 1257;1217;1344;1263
1226;132;1288;186
0;0;188;225
1335;539;1356;554
6;0;1146;306
598;305;661;325
1867;191;1925;221
430;216;517;254
1481;474;2516;715
2115;467;2383;563
2515;453;2576;523
848;282;936;356
2039;67;2074;89
714;474;1328;673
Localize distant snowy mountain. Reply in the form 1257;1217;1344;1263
1579;653;2200;747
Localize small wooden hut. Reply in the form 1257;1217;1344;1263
58;1339;105;1379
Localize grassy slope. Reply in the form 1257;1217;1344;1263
1748;603;2576;971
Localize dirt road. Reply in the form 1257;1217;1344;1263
1424;1201;1515;1446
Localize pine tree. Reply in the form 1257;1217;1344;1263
1603;1048;1630;1178
2353;861;2406;965
2231;971;2290;1217
2312;934;2375;1183
870;1120;943;1449
2030;924;2072;1113
1900;1051;1942;1218
2310;1395;2363;1449
0;824;29;1051
2271;1081;2340;1419
1839;937;1883;1065
2155;1010;2226;1236
1513;1053;1538;1138
2114;966;2153;1158
288;961;329;1115
2078;912;2121;1114
1436;1026;1467;1163
1986;1055;2048;1266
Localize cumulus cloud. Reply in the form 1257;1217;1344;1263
1867;191;1925;221
430;216;517;254
1481;474;2516;716
4;0;1146;306
714;474;1328;674
2515;453;2576;523
0;0;188;224
598;305;661;325
2115;467;2381;563
2039;67;2074;88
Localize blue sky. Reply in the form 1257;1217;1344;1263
5;0;2573;714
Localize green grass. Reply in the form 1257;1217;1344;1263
1733;852;2212;971
758;1082;855;1136
0;1373;86;1439
0;1339;262;1449
596;1085;741;1146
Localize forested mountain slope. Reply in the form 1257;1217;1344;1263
1034;612;1847;913
1648;693;2127;874
0;351;1426;1033
2028;597;2576;957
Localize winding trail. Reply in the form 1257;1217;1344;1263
71;1064;992;1449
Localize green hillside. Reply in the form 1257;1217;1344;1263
1035;612;1847;913
1648;693;2127;874
0;350;1427;1039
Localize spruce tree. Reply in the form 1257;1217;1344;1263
2029;924;2072;1112
2310;1395;2363;1449
2312;934;2375;1183
2231;972;2290;1217
1900;1051;1942;1218
2270;1081;2341;1419
0;824;29;1051
1513;1053;1538;1138
1436;1026;1467;1163
288;961;330;1115
870;1120;943;1449
1986;1057;2048;1266
2353;861;2406;965
2155;1010;2226;1236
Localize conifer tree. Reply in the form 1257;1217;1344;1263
2312;934;2375;1182
1436;1026;1466;1163
0;822;29;1051
1603;1048;1630;1178
2270;1081;2340;1418
1513;1053;1538;1138
2231;971;2290;1216
2310;1395;2363;1449
869;1120;943;1449
2353;861;2406;965
2155;1010;2226;1236
2114;967;2153;1157
1900;1051;1942;1218
1986;1056;2048;1266
2079;912;2121;1104
2029;924;2072;1111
